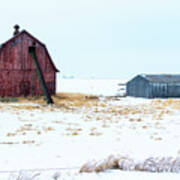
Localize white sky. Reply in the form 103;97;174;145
0;0;180;79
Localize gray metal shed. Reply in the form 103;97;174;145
126;74;180;98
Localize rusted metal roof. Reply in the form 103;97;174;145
140;74;180;83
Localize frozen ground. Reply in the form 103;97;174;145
0;79;180;179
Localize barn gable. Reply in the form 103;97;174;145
0;27;58;97
0;30;59;72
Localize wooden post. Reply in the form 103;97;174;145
29;46;54;104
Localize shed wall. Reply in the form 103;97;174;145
127;76;149;98
127;76;180;98
151;83;180;98
167;84;180;97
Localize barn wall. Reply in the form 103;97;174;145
127;76;149;98
0;32;56;97
0;70;55;97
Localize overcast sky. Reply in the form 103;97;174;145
0;0;180;79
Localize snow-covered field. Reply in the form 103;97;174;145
57;79;126;96
1;79;180;179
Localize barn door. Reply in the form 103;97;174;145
20;81;30;96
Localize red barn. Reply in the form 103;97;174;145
0;25;59;97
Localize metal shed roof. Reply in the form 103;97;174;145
140;74;180;83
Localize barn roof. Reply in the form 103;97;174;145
140;74;180;83
0;30;59;72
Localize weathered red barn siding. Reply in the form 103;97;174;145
0;31;58;97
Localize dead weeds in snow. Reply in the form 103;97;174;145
0;141;19;145
6;132;17;137
22;140;35;144
0;93;99;111
54;93;99;110
152;98;180;111
43;126;55;133
1;94;177;117
16;125;35;132
11;105;41;110
80;155;180;173
65;127;82;136
89;128;102;136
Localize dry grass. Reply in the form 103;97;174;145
22;140;35;144
152;99;180;110
43;126;55;133
5;93;99;111
17;126;34;132
65;127;82;136
89;127;102;136
37;131;41;135
53;93;99;109
6;132;16;137
2;93;178;117
0;141;19;145
11;105;41;110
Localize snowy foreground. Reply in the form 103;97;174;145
1;79;180;179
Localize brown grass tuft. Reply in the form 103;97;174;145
6;132;16;137
22;140;35;144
